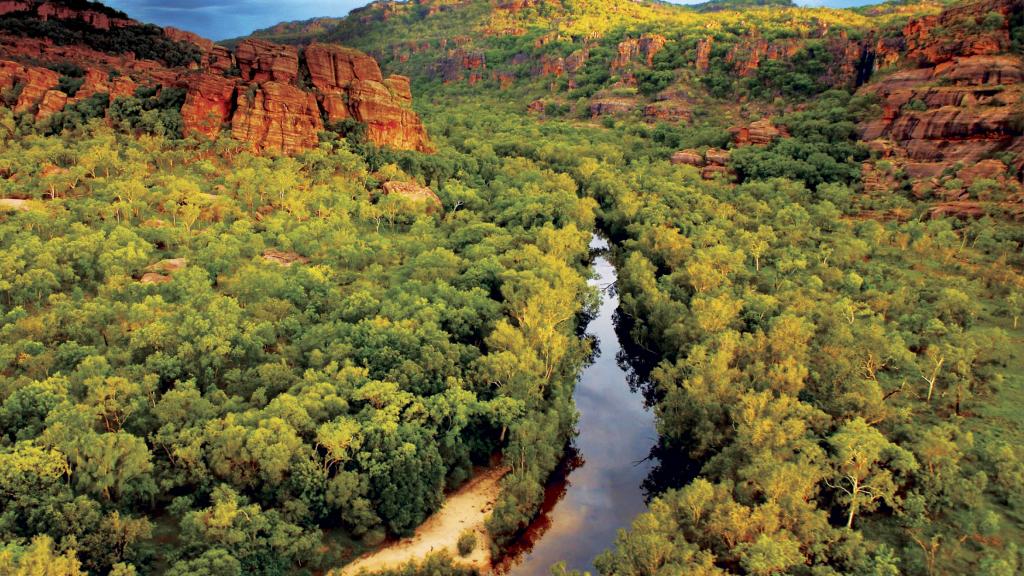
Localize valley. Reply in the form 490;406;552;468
0;0;1023;575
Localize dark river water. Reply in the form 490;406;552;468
497;236;659;575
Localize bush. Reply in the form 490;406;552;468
903;99;928;112
57;75;85;97
456;530;477;556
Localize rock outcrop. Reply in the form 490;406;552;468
0;10;432;155
670;147;731;180
179;72;238;139
612;34;667;70
731;118;785;146
0;60;58;115
302;43;431;151
695;37;712;74
231;81;323;154
235;39;299;83
0;0;135;30
381;181;443;212
859;54;1024;164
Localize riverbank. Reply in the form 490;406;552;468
334;466;509;575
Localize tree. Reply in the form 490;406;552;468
1007;288;1024;329
827;418;917;529
0;536;86;576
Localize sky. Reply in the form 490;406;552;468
104;0;876;42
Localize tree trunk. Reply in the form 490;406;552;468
847;478;859;529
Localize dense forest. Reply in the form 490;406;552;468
1;0;1024;574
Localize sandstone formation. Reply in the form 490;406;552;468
695;37;712;74
0;60;58;115
0;0;134;30
70;68;136;104
263;249;309;266
0;10;432;155
612;34;667;70
731;119;785;146
381;181;443;212
670;150;704;167
858;55;1024;165
231;81;323;154
670;148;731;180
235;39;299;83
179;72;238;139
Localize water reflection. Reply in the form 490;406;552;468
498;237;658;575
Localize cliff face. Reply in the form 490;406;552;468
0;2;432;154
856;0;1024;205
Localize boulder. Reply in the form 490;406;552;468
671;150;704;167
732;118;784;146
145;258;188;274
263;249;309;266
139;272;172;284
35;89;66;120
702;165;730;180
0;198;32;211
381;181;443;212
705;148;731;165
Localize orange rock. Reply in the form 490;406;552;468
347;79;432;152
235;39;299;83
732;118;784;146
306;43;383;89
702;165;730;180
1;1;136;30
929;201;987;219
705;148;731;165
0;60;59;115
231;81;323;154
612;34;667;70
35;89;66;120
69;68;136;104
671;150;704;167
179;72;238;139
957;159;1008;186
263;249;309;266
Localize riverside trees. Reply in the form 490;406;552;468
0;112;594;572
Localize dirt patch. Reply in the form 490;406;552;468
334;466;509;576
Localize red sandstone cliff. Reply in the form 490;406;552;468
0;7;432;154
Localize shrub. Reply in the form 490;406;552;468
57;75;85;97
456;530;477;557
903;99;928;112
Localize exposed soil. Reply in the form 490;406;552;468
335;465;510;575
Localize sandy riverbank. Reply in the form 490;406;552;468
335;465;510;575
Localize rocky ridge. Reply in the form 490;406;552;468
0;2;432;154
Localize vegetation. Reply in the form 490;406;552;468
0;103;595;573
0;13;200;67
1;0;1023;575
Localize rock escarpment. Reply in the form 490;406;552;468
855;0;1024;215
0;6;432;154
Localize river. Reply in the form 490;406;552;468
496;235;659;575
